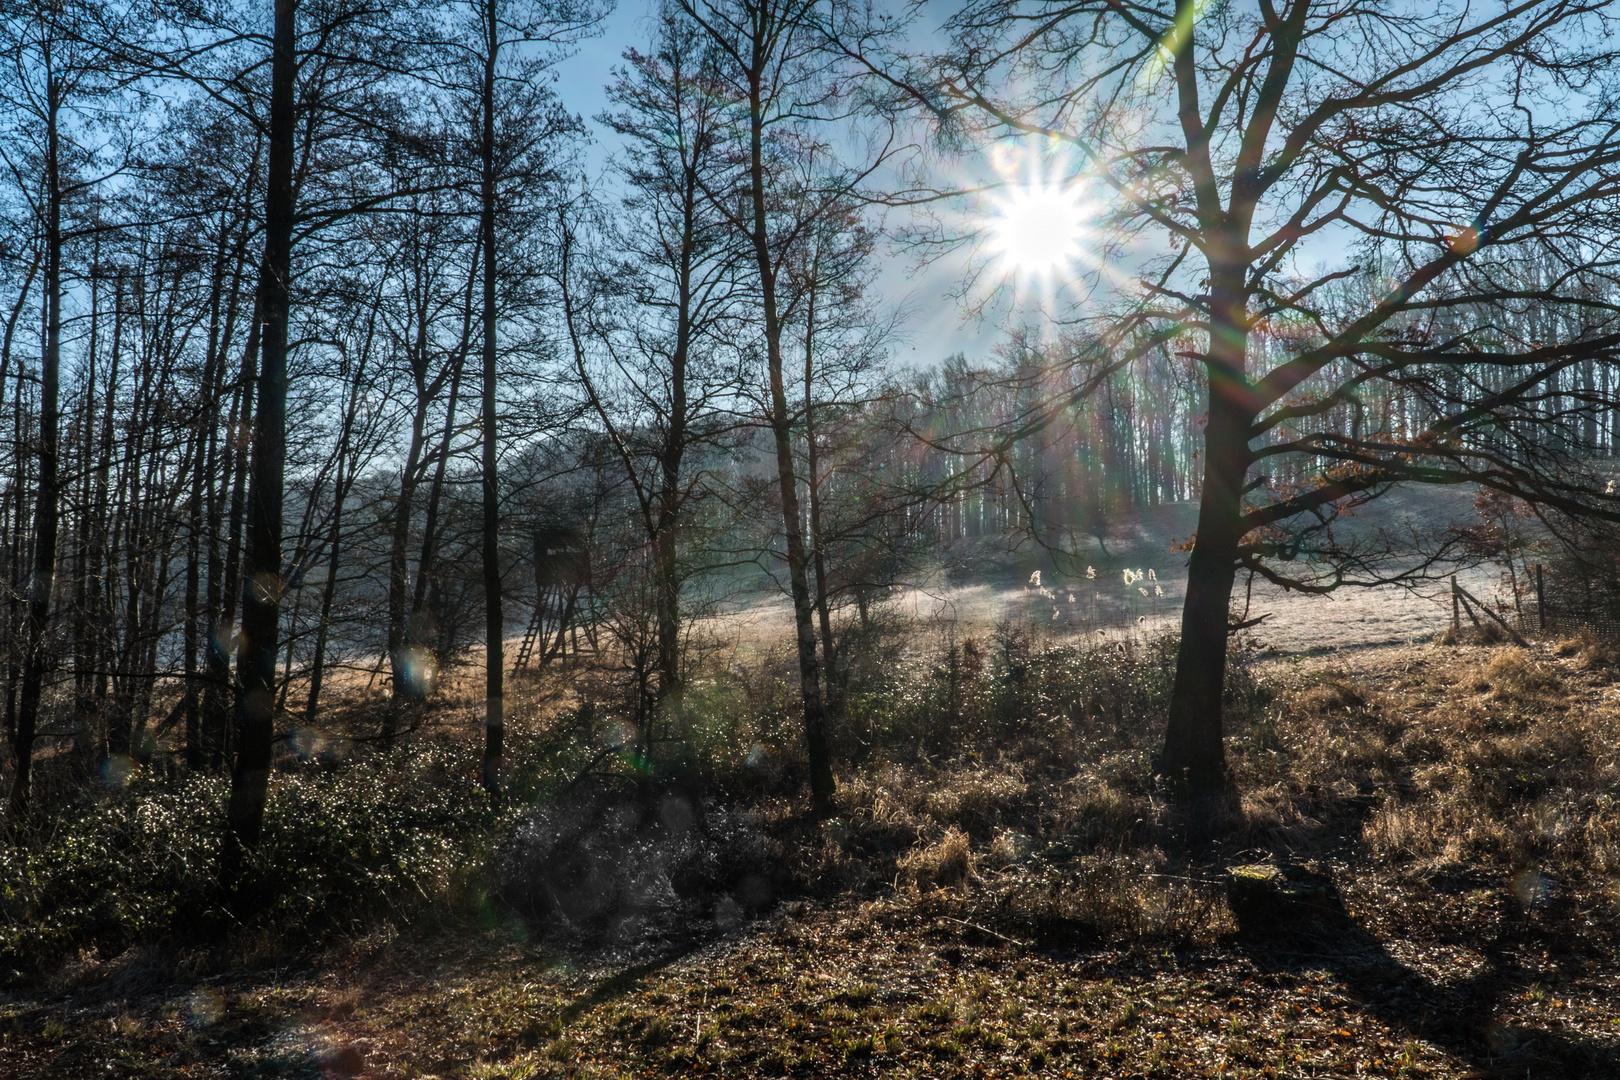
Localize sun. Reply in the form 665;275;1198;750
986;181;1090;278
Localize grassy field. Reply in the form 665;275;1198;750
3;619;1618;1078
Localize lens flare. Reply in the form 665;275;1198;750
186;987;223;1027
395;646;438;700
289;726;327;761
957;140;1114;321
100;754;136;791
1511;868;1553;909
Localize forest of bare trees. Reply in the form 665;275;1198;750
9;4;1620;1075
5;0;1620;910
0;0;1223;827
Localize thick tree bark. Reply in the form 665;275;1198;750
478;3;503;796
1159;272;1252;801
224;0;296;864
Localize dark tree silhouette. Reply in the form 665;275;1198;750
223;0;296;858
921;0;1620;801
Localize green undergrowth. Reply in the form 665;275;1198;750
0;625;1268;978
0;743;504;977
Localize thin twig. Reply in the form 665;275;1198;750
936;916;1029;946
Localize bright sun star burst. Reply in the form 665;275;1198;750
986;181;1089;278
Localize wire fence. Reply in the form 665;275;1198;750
1452;564;1620;642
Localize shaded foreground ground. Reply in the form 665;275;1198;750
4;641;1619;1078
8;882;1615;1080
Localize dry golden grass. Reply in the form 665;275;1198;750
1227;644;1620;889
896;826;977;892
1553;628;1620;669
8;638;1620;1079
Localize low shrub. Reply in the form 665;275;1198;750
0;741;496;975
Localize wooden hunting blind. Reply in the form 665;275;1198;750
533;525;590;587
513;524;596;672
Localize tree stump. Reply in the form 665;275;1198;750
1226;863;1335;934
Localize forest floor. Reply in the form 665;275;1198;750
4;636;1619;1079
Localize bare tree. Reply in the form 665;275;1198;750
678;0;897;814
431;0;601;795
925;0;1620;800
554;3;750;749
0;0;137;818
223;0;297;862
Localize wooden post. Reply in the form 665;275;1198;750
1452;575;1461;632
1454;581;1528;647
1535;562;1546;632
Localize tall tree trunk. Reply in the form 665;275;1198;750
202;165;258;771
384;385;427;720
108;328;158;758
1159;274;1251;802
133;542;175;759
743;60;834;816
185;222;241;768
69;238;99;762
224;0;295;866
8;68;63;821
478;5;503;796
654;263;691;706
386;240;439;723
410;252;475;635
4;418;21;747
0;252;39;755
183;416;206;768
653;473;683;705
409;391;457;631
88;277;125;730
4;318;31;745
803;299;836;693
209;320;259;768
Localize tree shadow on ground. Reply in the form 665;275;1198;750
1228;865;1616;1078
555;938;705;1029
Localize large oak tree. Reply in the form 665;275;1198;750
928;0;1620;798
